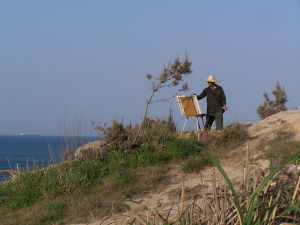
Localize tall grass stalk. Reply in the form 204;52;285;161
203;148;286;225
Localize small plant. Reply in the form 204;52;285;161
182;157;211;173
115;170;135;188
257;81;288;120
36;202;66;225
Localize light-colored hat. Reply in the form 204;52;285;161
202;75;220;82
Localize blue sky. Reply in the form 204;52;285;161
0;0;299;135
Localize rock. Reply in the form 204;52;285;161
75;140;108;160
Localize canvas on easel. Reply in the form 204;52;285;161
176;95;205;140
176;95;202;117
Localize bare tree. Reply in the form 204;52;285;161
131;54;192;146
143;53;192;120
257;81;288;120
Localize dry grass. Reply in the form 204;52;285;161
203;123;249;146
114;150;300;225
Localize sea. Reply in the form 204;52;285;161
0;135;97;181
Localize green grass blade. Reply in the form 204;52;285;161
202;149;245;225
123;199;150;210
128;218;136;225
279;204;300;217
137;214;151;225
245;166;282;224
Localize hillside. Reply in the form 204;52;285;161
0;111;299;225
71;110;300;225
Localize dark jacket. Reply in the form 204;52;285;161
197;85;227;112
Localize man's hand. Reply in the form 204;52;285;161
223;105;228;111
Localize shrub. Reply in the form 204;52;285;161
257;82;288;120
92;119;138;152
93;117;178;154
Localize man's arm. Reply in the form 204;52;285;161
221;88;227;110
197;89;207;100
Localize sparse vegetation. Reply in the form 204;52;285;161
257;81;288;120
267;130;300;168
198;122;250;157
36;202;66;225
182;157;211;173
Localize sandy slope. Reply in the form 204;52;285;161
72;110;300;225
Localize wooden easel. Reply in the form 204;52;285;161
180;115;206;139
176;95;207;141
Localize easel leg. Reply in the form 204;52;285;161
200;116;205;128
180;117;188;137
196;117;201;141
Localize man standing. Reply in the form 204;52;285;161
197;75;227;130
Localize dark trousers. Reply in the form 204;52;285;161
205;110;224;130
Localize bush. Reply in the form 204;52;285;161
93;117;177;155
257;82;288;120
92;119;138;153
